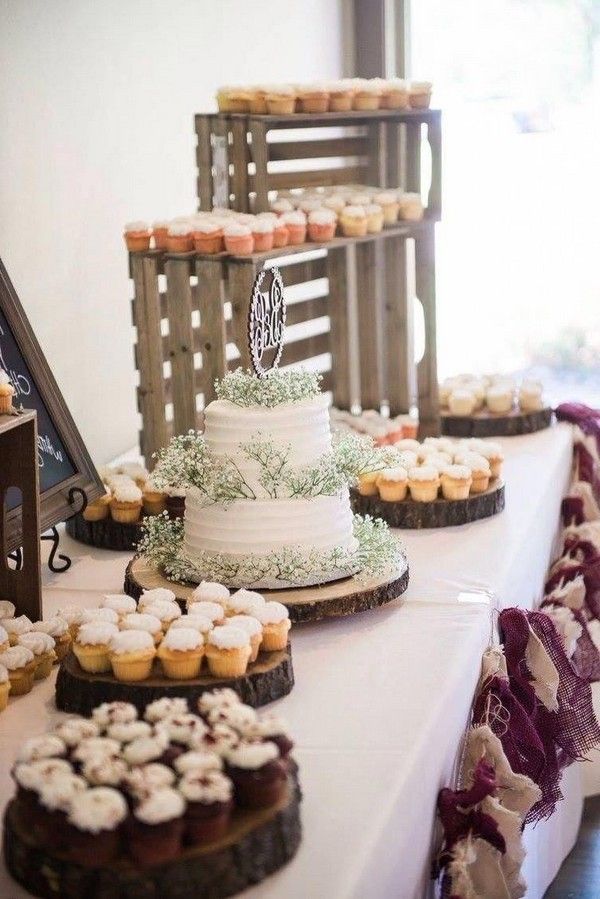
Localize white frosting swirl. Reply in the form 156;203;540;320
253;602;289;625
124;763;175;799
134;787;185;824
178;770;232;804
174;750;223;775
18;632;55;655
121;613;162;636
31;616;69;637
54;717;99;747
191;581;230;604
0;645;34;669
226;741;279;769
186;600;224;622
17;734;66;762
208;625;250;650
161;627;203;651
81;607;119;625
92;701;138;728
107;720;152;743
140;587;177;606
101;594;137;615
76;622;119;646
68;787;128;832
110;630;155;654
144;697;189;723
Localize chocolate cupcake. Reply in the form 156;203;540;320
225;741;287;809
155;713;209;765
66;786;128;865
245;714;294;759
35;772;87;850
178;770;233;846
122;763;175;805
127;787;186;865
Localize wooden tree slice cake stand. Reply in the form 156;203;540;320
441;407;552;438
124;556;409;624
56;644;294;714
3;769;302;899
351;480;505;529
66;513;142;552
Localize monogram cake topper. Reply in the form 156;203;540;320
247;267;287;378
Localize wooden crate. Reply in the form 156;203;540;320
129;219;439;466
195;108;441;219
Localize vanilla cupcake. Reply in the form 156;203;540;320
158;627;205;680
141;600;182;630
519;382;544;413
478;442;504;479
140;587;177;606
186;599;226;625
169;614;214;638
73;623;118;674
190;581;230;606
0;663;10;710
339;205;368;238
376;466;408;502
252;602;290;652
18;632;56;679
397;192;424;221
110;480;143;524
397;450;419;470
109;630;156;682
142;478;167;516
381;78;409;109
408;465;440;502
352;80;381;110
101;594;137;619
297;84;329;113
448;389;476;417
225;589;266;617
81;607;120;627
265;84;296;115
0;645;36;695
227;615;263;663
486;385;513;414
0;368;16;413
409;80;433;109
327;80;354;111
357;470;380;496
374;191;400;224
121;612;163;645
83;491;111;522
440;464;472;501
2;615;33;646
455;453;491;494
206;626;252;678
31;616;71;662
423;452;452;474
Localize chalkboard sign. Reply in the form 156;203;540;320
0;257;103;551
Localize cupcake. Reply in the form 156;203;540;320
0;369;15;413
206;626;252;678
409;80;433;109
223;222;254;256
122;732;170;767
166;221;194;253
455;453;491;494
174;749;223;775
265;85;296;115
251;216;275;252
152;220;170;250
0;645;36;695
35;772;88;850
118;462;150;488
110;479;143;523
186;599;226;625
156;713;208;754
127;787;186;865
67;786;128;865
440;464;472;501
17;632;56;679
225;589;265;617
192;219;225;255
397;192;424;221
141;600;182;630
273;218;290;248
340;205;367;237
397;450;418;470
92;701;138;730
252;602;290;651
109;630;156;682
140;587;177;606
3;615;33;645
81;754;129;787
73;622;119;674
144;697;189;724
298;197;323;214
248;87;268;114
54;717;100;748
13;758;73;815
0;600;15;618
0;663;10;710
448;389;476;416
72;736;121;766
18;734;67;764
281;210;307;245
408;465;440;502
123;763;175;801
376;466;408;502
197;688;242;719
169;614;214;638
82;490;111;521
381;78;409;109
297;85;329;113
365;203;384;234
352;80;381;110
100;594;138;619
270;197;294;215
477;442;504;479
81;607;120;627
519;382;543;413
141;479;167;516
106;720;152;744
158;627;205;680
245;714;294;758
308;208;337;242
357;470;380;496
227;615;263;662
120;612;163;645
374;191;400;224
190;581;230;605
58;605;84;640
204;702;257;731
124;221;152;252
179;770;233;846
225;741;287;809
327;81;353;111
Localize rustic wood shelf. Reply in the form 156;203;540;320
441;407;553;438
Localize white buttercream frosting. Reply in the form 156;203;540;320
31;616;69;637
140;587;177;605
0;645;34;669
186;599;224;621
18;632;55;655
197;688;241;716
68;786;128;832
54;717;99;747
92;701;138;728
3;616;33;636
18;734;66;762
121;613;162;635
169;614;214;634
141;600;182;623
123;733;168;765
156;713;208;747
82;755;129;786
161;627;203;651
81;607;119;625
0;601;15;618
191;581;230;603
226;589;266;615
76;622;119;646
0;663;8;683
253;602;289;625
174;750;223;775
134;787;185;824
226;741;279;769
144;697;189;722
110;630;155;654
72;737;121;763
208;625;250;650
227;615;262;637
101;594;137;615
179;770;233;804
13;759;72;791
39;773;87;811
124;763;175;798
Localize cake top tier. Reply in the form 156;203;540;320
214;368;322;408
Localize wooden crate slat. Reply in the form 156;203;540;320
165;258;197;435
231;118;250;212
427;116;442;220
267;256;327;287
285;295;328;327
196;258;227;404
405;121;422;194
282;332;329;367
268;136;369;161
249;121;270;212
327;246;352;410
260;165;370;193
196;116;213;210
355;242;384;409
415;225;439;436
226;262;257;367
383;236;412;414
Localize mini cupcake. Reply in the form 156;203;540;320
152;220;170;250
0;663;10;710
118;462;150;488
127;787;186;865
82;491;111;521
121;612;163;645
308;207;337;242
298;197;323;214
110;479;143;523
408;465;440;502
81;607;120;627
140;587;177;606
174;749;223;776
270;198;294;215
251;216;275;252
206;626;252;678
273;218;290;248
223;222;254;256
519;382;543;413
179;770;233;846
248;87;268;114
122;732;169;767
72;736;121;766
380;78;409;109
0;645;36;695
448;389;476;416
3;615;33;645
81;754;129;787
17;734;67;763
245;714;294;758
440;464;472;501
186;599;226;625
36;772;88;850
192;219;225;255
265;85;296;115
357;470;380;496
281;210;307;245
199;723;241;757
13;758;73;814
92;701;138;730
67;786;128;865
397;450;418;470
123;763;175;801
224;588;265;617
109;630;156;682
54;716;100;749
323;194;346;215
106;720;152;744
252;602;290;651
397;192;424;221
191;581;230;606
455;453;491;494
169;614;214;638
155;713;208;754
197;688;242;719
374;191;400;224
409;80;433;109
204;702;257;731
144;697;189;723
166;221;194;253
423;452;452;474
225;741;287;809
327;81;354;111
376;466;408;502
0;369;16;413
73;622;119;674
227;615;263;662
352;80;382;110
124;221;152;252
365;203;384;234
101;593;138;619
477;442;504;479
158;627;205;680
297;85;329;113
486;385;513;414
340;205;367;238
18;632;56;679
142;599;182;630
142;479;167;516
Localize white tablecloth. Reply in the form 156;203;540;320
0;423;584;899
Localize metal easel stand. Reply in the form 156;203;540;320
7;486;88;575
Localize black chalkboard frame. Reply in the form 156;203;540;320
0;257;104;552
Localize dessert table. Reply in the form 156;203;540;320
0;423;588;899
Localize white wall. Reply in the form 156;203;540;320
0;0;348;464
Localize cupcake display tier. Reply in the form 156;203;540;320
351;480;505;529
66;512;143;552
55;647;294;715
3;769;302;899
124;556;409;624
441;407;552;438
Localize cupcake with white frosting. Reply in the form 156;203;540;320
205;625;252;678
339;205;367;238
252;602;290;652
440;464;472;501
157;627;205;680
31;616;71;662
280;210;307;245
92;701;138;730
190;581;230;606
17;632;56;680
0;645;36;695
73;622;119;674
127;787;186;865
408;465;440;502
109;630;156;682
225;741;287;809
226;615;263;662
144;697;189;724
123;763;175;801
169;613;214;637
185;599;225;625
307;207;337;242
409;80;433;109
120;612;163;645
2;615;33;646
179;769;234;846
123;221;152;253
110;479;143;524
398;191;424;221
140;599;182;630
54;717;100;748
376;466;408;502
225;589;266;617
81;606;120;627
67;786;128;864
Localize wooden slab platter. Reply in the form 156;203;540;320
351;480;505;529
441;407;552;438
66;512;142;552
124;555;409;624
55;644;294;714
3;768;302;899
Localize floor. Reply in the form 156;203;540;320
545;796;600;898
